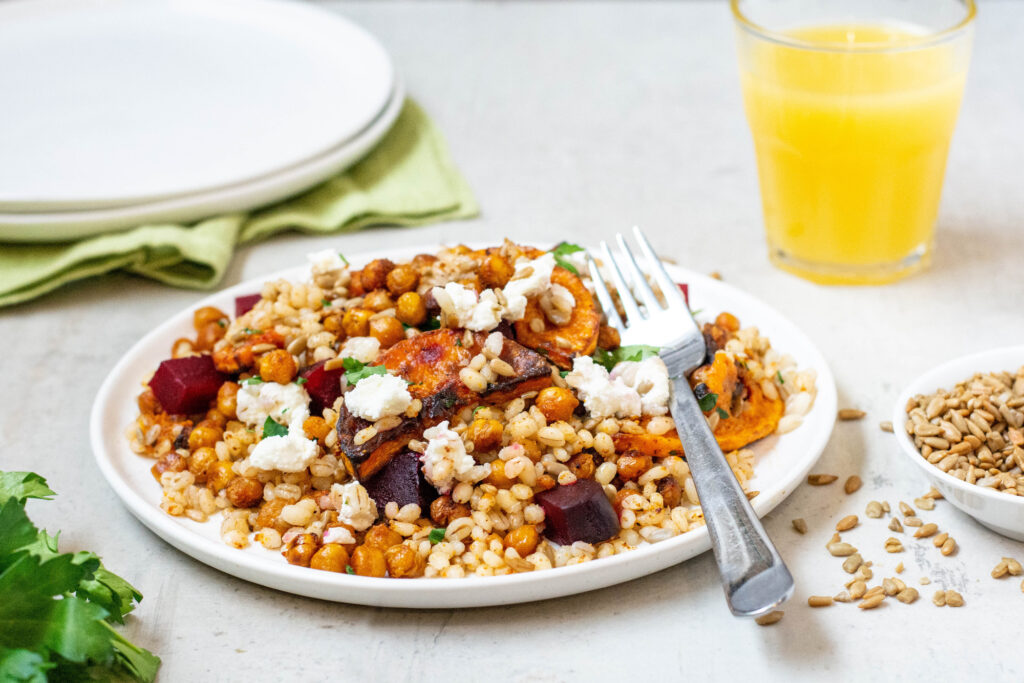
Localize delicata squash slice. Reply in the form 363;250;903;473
513;266;601;370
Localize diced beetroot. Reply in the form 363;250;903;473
149;355;228;415
535;479;620;545
362;451;437;516
677;282;689;305
235;293;262;318
301;360;345;416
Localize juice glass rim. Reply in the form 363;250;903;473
730;0;977;53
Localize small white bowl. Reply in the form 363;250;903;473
893;345;1024;541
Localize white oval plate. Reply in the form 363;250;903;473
90;244;837;608
0;0;394;211
893;345;1024;541
0;79;405;243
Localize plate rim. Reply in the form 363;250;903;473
89;242;838;608
0;0;395;210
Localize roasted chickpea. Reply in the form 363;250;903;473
359;259;395;292
520;439;543;462
395;292;427;327
410;253;438;269
715;312;740;333
504;524;539;557
350;544;387;577
170;337;194;359
322;312;345;336
188;423;222;451
611;488;635;515
616;450;653;482
479;253;514;289
206;460;235;492
303;416;331;442
485;458;516;489
194;321;226;352
310;543;350;573
657;477;683;508
187;447;218;482
342;308;374;337
535;387;579;422
385;264;419;297
258;348;297;384
225;476;263;508
150;452;186;480
283;533;318;567
385;544;425;578
322;522;358;553
362;289;395;313
364;523;403;550
464;418;504;452
137;389;161;415
216;381;239;419
204;409;227;429
566;451;596;480
256;498;290;533
535;474;556;491
369;316;405;348
597;324;621;350
430;496;470;526
193;306;228;332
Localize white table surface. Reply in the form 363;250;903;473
6;1;1024;680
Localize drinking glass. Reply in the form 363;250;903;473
732;0;976;284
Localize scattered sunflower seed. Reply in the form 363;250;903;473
914;496;936;511
941;538;957;556
808;473;838;486
920;577;931;585
792;518;808;534
807;595;834;607
834;591;852;603
858;594;885;610
865;501;884;518
879;420;894;433
836;515;859;532
932;590;946;607
899;501;915;517
914;523;939;538
844;475;863;495
896;587;919;604
884;537;904;553
842;553;864;574
944;590;964;607
881;501;891;513
882;578;899;596
896;561;904;573
755;611;784;626
827;542;857;557
849;580;867;599
1006;557;1023;576
904;516;923;528
992;559;1009;579
888;518;903;533
923;487;943;500
838;409;866;421
933;532;949;547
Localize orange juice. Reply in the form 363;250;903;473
739;24;970;284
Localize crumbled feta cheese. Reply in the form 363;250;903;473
431;282;504;332
340;336;380;363
611;356;671;416
249;431;318;472
420;421;489;494
322;525;356;546
331;481;377;531
345;373;412;421
564;356;642;419
236;381;310;430
307;248;347;275
502;252;557;321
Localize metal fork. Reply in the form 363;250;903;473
589;226;794;617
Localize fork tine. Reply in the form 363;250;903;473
632;226;688;310
614;232;662;311
587;254;624;331
600;240;644;322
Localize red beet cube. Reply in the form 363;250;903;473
363;451;436;516
235;293;262;318
677;282;689;305
149;355;228;415
301;360;345;416
535;479;620;545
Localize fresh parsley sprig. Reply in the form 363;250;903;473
592;344;661;371
341;358;387;386
550;242;585;275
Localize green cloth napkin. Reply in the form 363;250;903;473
0;100;477;308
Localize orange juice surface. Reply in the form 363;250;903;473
740;24;969;283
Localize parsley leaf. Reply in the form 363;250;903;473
341;357;387;386
559;370;570;378
338;252;349;266
592;344;661;371
429;528;446;544
550;242;585;275
321;298;332;308
717;407;729;420
296;377;307;385
0;471;160;681
697;392;719;413
262;416;288;439
454;338;462;347
243;376;264;385
424;316;441;330
243;327;262;335
345;565;355;575
776;370;784;384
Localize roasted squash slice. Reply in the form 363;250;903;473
336;329;554;479
689;350;739;417
513;267;601;369
611;377;784;457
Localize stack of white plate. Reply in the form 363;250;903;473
0;0;403;243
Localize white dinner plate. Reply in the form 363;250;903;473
90;243;838;608
0;78;405;243
0;0;394;211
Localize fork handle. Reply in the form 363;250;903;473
669;377;794;616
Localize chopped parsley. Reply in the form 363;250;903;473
321;298;332;308
338;252;349;266
296;377;307;385
559;370;570;378
216;319;226;328
243;376;264;385
262;416;288;438
473;406;485;415
243;327;262;335
592;344;661;371
454;338;462;347
717;407;729;420
550;242;585;275
345;565;355;575
776;370;784;384
341;357;387;386
424;316;442;331
428;528;446;544
697;391;719;413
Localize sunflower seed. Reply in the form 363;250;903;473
838;409;866;421
808;473;838;486
844;476;862;494
755;611;784;626
792;518;807;534
807;595;834;607
836;515;859;532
